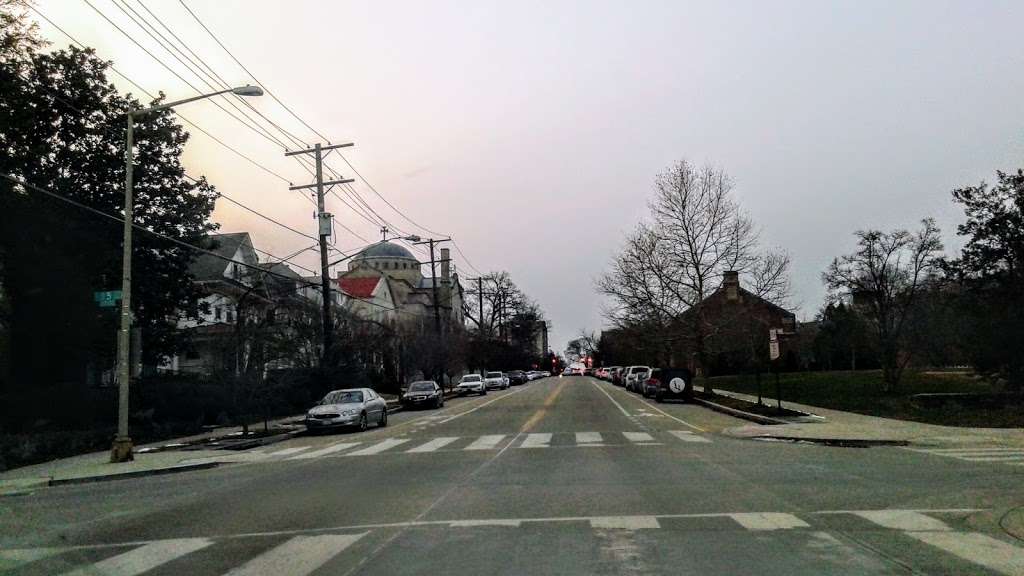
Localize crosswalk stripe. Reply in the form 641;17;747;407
289;442;361;460
669;430;712;443
907;531;1024;576
730;512;809;531
407;437;459;453
576;432;602;444
0;548;65;571
622;432;654;443
520;433;552;448
264;446;313;458
854;510;951;531
61;538;211;576
590;516;660;529
345;438;409;456
223;533;366;576
464;435;505;450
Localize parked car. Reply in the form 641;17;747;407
604;366;621;382
610;367;624;386
649;368;694;403
484;371;509;390
455;374;487;396
633;367;652;393
507;370;529;385
402;380;445;409
305;388;387;432
594;368;607;380
623;366;650;392
641;369;661;398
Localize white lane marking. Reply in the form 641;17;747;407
345;438;409;456
576;432;603;444
623;432;655;443
592;380;706;432
912;447;1024;454
224;533;366;576
61;538;211;576
907;531;1024;576
520;433;552;448
730;513;810;531
633;396;706;432
263;446;312;458
589;381;633;418
854;510;951;532
449;519;522;527
0;548;64;571
406;437;459;453
437;388;525;424
290;442;361;460
669;430;712;443
960;456;1024;462
590;516;661;530
464;434;506;451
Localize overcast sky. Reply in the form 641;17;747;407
34;0;1024;352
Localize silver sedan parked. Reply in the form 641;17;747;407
305;388;388;432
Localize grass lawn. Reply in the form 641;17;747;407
700;370;1024;428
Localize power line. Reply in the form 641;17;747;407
28;4;294;185
178;0;331;143
134;0;312;150
81;0;301;155
8;67;317;253
102;0;294;152
1;172;317;287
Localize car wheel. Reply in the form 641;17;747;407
379;408;388;427
482;389;487;395
357;412;367;431
655;393;664;403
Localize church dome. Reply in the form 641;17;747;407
356;242;417;260
348;241;422;279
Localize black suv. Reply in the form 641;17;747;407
507;370;529;385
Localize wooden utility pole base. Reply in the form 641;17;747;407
110;437;134;463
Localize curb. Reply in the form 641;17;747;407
692;397;790;425
221;428;303;451
47;461;222;487
748;436;909;448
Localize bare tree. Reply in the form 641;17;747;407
598;159;792;376
823;218;943;391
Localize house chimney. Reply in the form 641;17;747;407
723;270;739;301
440;248;450;281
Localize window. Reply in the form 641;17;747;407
214;306;222;321
226;308;234;323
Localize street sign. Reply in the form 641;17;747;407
94;290;123;308
769;340;780;360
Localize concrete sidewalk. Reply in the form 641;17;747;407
704;386;1024;448
0;414;307;495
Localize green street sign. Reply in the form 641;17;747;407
94;290;123;308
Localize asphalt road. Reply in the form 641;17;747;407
2;376;1023;575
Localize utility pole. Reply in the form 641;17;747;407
477;277;484;336
413;237;451;336
286;142;354;365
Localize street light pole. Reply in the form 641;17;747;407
110;85;263;463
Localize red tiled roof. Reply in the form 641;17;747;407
337;276;381;298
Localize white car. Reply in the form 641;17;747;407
484;371;509;390
624;366;651;392
455;374;487;396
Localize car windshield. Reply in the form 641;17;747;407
486;372;502;378
409;382;434;392
322;391;362;405
461;375;481;382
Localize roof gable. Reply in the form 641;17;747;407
338;276;382;298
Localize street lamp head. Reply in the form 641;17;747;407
403;235;422;243
232;85;264;97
